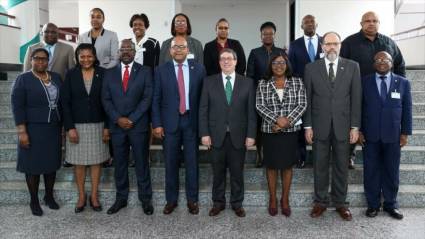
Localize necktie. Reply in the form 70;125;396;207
177;63;186;114
46;45;53;68
328;63;335;82
122;65;129;92
225;75;232;105
308;37;315;62
380;75;387;103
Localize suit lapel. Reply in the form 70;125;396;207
300;39;311;63
318;59;332;91
230;74;241;107
217;74;229;107
127;62;140;92
167;61;179;100
188;60;195;102
315;35;322;59
114;65;125;95
333;58;345;91
89;67;101;96
50;42;60;66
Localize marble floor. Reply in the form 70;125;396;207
0;205;424;239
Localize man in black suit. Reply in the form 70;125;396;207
102;39;154;215
203;18;246;76
288;14;322;168
199;48;256;217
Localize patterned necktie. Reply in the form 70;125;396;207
225;75;232;105
122;65;129;92
308;37;315;62
380;75;387;103
328;63;335;82
177;63;186;114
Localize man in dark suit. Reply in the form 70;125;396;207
304;32;362;221
152;36;206;215
199;48;256;217
102;39;153;215
203;18;246;76
359;51;412;220
288;14;322;169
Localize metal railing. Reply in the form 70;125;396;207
392;25;425;41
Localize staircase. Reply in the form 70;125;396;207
1;70;424;207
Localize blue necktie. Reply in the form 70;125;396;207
308;37;315;62
380;76;387;103
46;45;53;67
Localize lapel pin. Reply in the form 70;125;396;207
340;66;344;70
190;66;194;70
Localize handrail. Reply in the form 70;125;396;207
392;25;425;37
0;12;16;19
0;23;20;30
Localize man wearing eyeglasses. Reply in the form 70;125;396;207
304;32;362;221
359;51;411;220
203;18;246;76
24;23;75;81
199;48;256;217
341;11;406;170
152;36;206;215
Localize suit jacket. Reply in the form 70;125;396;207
61;66;107;131
12;71;62;125
159;36;204;65
199;73;257;149
102;62;152;133
203;38;246;76
303;57;362;141
152;59;206;133
79;29;119;69
246;45;286;85
361;73;412;143
23;41;75;80
288;35;322;78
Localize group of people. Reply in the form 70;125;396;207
12;8;411;222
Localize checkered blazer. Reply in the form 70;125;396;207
256;77;307;133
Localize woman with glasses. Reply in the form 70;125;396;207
256;54;307;217
159;13;203;64
11;48;63;216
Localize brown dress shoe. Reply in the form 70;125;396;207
233;207;246;217
163;203;178;215
310;204;327;218
336;207;353;221
209;205;225;217
187;202;199;215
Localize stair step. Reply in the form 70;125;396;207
1;181;424;207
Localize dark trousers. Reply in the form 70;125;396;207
163;114;199;204
313;127;350;208
211;133;246;209
363;140;400;209
297;128;307;162
111;131;152;203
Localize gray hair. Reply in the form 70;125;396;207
322;31;341;42
219;48;237;61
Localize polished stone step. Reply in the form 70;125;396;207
1;181;424;207
1;161;424;185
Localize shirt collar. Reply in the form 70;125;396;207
324;56;339;65
121;61;134;69
88;28;105;37
43;41;56;47
375;71;391;79
222;71;236;80
304;34;318;40
359;30;383;41
133;35;147;48
173;59;189;67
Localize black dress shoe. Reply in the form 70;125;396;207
107;200;127;215
75;201;87;213
365;208;379;217
43;196;60;210
232;207;246;217
383;208;403;220
89;196;102;212
163;203;178;215
142;201;154;215
63;161;73;168
30;201;43;216
296;160;305;169
187;201;199;215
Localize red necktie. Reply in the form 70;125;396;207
123;65;129;92
177;63;186;114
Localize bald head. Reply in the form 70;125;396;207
301;14;317;36
361;11;380;37
41;23;58;45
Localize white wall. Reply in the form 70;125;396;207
0;25;20;64
183;0;289;58
78;0;178;44
295;0;394;40
49;0;79;27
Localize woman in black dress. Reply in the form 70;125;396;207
256;54;307;217
11;48;62;216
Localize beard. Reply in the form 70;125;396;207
325;51;338;62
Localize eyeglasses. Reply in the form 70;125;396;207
172;45;187;51
323;42;340;47
43;30;58;35
119;48;134;52
32;56;49;62
375;59;392;64
272;61;286;66
175;20;187;26
218;27;229;30
219;57;235;62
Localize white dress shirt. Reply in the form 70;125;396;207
133;36;147;65
303;34;319;55
121;61;134;81
324;56;339;76
221;71;236;90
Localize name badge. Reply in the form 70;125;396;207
391;92;401;99
187;53;195;59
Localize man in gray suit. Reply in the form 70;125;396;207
304;31;361;221
24;23;75;80
199;48;256;218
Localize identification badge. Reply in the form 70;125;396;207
141;47;146;52
391;92;401;99
187;53;195;59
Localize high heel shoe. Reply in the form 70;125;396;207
280;198;291;217
30;201;43;216
74;195;87;213
268;197;278;216
43;196;60;210
89;196;103;212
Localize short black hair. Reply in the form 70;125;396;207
90;8;105;18
171;13;192;36
31;48;49;59
264;53;293;80
129;13;150;29
75;43;100;67
260;21;276;32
